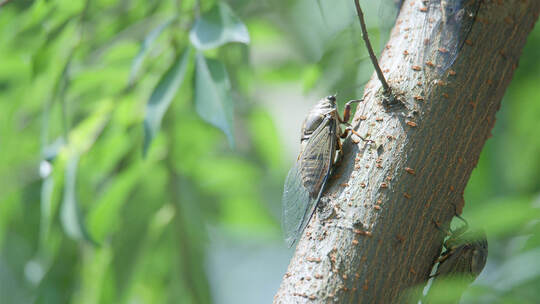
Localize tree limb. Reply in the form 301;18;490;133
274;0;540;303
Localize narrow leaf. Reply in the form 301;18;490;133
87;161;146;243
189;2;250;50
60;153;97;244
128;17;175;86
39;164;54;248
143;49;191;156
194;53;234;147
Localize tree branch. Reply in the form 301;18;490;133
354;0;393;100
274;0;540;302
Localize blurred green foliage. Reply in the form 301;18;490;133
0;0;538;303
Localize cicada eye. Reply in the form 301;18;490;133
326;95;336;103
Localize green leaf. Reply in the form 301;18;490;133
277;0;357;62
87;161;147;243
128;17;175;86
248;109;282;170
194;53;234;147
189;2;250;50
60;153;97;245
32;16;76;78
39;166;54;248
143;49;191;156
69;99;113;154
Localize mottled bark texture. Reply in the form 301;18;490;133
274;0;539;303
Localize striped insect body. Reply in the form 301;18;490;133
424;215;487;302
435;229;488;280
428;215;488;301
282;96;368;247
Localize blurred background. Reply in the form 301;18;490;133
0;0;538;303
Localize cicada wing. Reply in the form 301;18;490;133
470;237;488;275
436;237;487;281
436;246;477;281
427;229;487;302
282;161;314;247
282;117;336;248
422;0;482;75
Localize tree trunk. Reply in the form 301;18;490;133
274;0;540;303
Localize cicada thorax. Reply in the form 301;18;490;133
300;97;341;142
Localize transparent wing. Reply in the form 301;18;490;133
437;246;477;280
422;0;482;75
281;159;313;248
436;231;487;279
428;244;479;302
441;231;488;276
282;117;336;247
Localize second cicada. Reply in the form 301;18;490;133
434;229;488;281
426;215;488;303
281;95;368;247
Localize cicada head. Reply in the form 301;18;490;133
326;95;337;104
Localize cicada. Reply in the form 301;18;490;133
435;232;487;279
282;96;368;247
427;215;488;301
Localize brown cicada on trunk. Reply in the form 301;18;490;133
281;96;370;247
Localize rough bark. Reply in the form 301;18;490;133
274;1;540;303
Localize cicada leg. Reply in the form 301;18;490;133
432;211;469;267
333;129;368;172
430;219;455;278
431;248;457;278
433;219;452;237
455;213;469;229
340;99;363;123
435;249;454;264
337;99;373;143
332;130;346;169
341;127;374;143
433;204;468;237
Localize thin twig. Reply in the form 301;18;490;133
353;0;393;100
